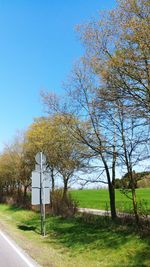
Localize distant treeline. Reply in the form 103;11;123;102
115;172;150;189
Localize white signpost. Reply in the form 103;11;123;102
31;152;50;236
31;172;50;205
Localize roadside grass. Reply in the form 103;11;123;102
70;188;150;214
0;204;150;266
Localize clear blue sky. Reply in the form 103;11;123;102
0;0;116;150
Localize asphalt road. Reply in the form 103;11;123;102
0;230;40;267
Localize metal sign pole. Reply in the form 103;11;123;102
32;151;48;236
40;151;46;236
43;176;46;236
40;152;43;235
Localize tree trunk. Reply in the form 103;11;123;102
119;110;139;225
130;172;139;225
0;187;3;202
102;155;117;220
51;168;55;193
62;178;68;201
23;185;28;204
108;182;117;220
132;188;139;225
50;167;55;208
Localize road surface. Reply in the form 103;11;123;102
0;230;40;267
78;208;150;219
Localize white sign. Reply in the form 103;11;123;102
31;171;50;189
31;170;51;205
35;152;46;165
35;164;46;172
43;188;50;204
32;188;50;205
32;188;40;205
32;151;49;236
32;171;40;188
43;173;51;188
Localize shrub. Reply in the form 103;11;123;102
1;191;31;209
51;189;78;218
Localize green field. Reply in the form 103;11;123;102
0;204;150;267
70;188;150;213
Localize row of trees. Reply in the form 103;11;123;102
0;0;149;224
41;0;150;223
115;171;150;189
0;116;87;206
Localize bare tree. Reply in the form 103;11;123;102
114;100;149;223
42;63;118;219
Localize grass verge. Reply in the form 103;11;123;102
0;204;150;267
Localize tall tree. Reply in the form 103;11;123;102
0;132;33;205
77;0;150;116
75;0;150;222
42;0;150;221
26;115;86;200
42;63;118;219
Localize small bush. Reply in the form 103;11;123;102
4;196;16;205
1;191;31;209
51;189;78;218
